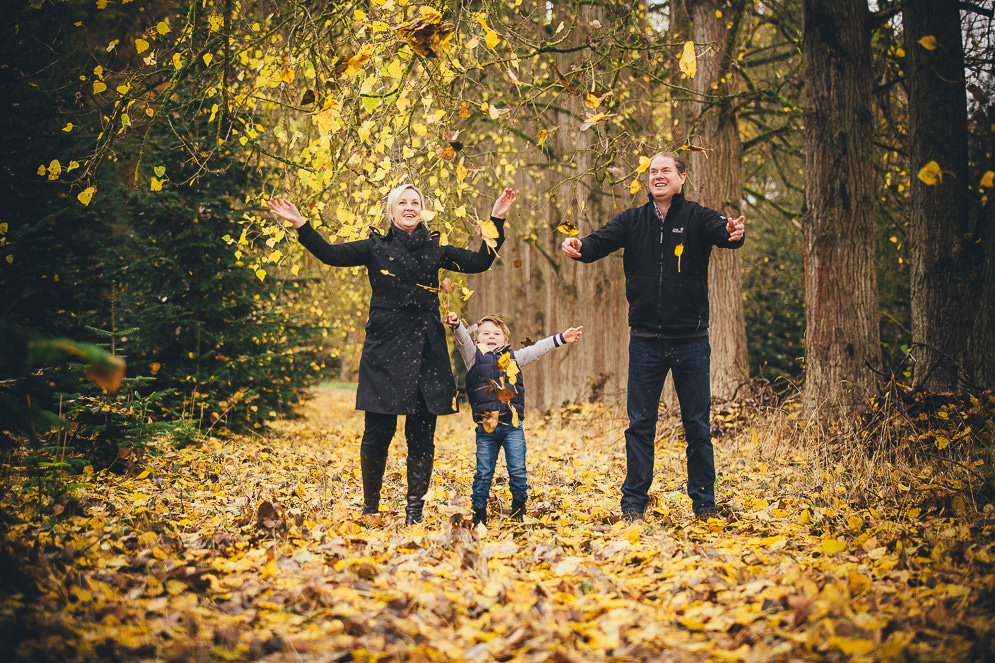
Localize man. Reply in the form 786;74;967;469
561;152;746;520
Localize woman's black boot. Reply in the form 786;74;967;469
360;450;388;515
405;451;433;525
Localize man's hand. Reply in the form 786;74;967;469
490;188;517;219
268;196;307;228
726;215;746;241
562;326;583;343
561;237;582;258
445;311;460;330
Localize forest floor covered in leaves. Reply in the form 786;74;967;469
2;385;994;662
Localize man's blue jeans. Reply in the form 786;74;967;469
471;422;527;510
621;334;715;514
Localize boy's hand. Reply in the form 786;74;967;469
562;326;583;343
445;311;460;330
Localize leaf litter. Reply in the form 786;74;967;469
2;388;993;661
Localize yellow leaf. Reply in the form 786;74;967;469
420;209;436;222
629;179;642;194
679;41;697;78
478;16;500;49
255;268;266;281
203;53;213;66
819;538;846;554
478;219;499;249
47;159;61;180
981;171;994;188
77;186;96;205
917;160;943;186
461;286;474;301
172;53;182;69
260;558;277;579
116;83;130;95
675;243;683;272
62;123;73;132
92;80;107;94
556;220;578;236
827;637;875;656
636;156;651;173
918;35;938;51
68;161;79;172
153;165;166;178
535;128;548;146
156;20;170;35
135;38;149;54
37;164;46;176
585;91;603;109
150;177;162;191
510;407;519;428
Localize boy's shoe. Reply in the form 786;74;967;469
621;510;645;522
510;498;526;522
471;506;488;527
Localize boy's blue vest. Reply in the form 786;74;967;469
465;346;526;424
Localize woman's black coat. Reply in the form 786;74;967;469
296;219;505;415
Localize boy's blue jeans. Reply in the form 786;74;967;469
621;334;715;514
471;422;527;510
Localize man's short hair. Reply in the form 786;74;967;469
649;151;687;175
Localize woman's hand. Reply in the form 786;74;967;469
445;312;460;330
490;188;516;219
268;195;307;229
562;326;583;343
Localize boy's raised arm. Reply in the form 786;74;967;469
515;325;583;367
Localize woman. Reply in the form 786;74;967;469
268;184;516;524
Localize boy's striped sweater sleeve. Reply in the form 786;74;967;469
514;333;567;367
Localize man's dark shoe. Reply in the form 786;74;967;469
471;506;488;527
621;510;645;522
694;505;722;520
510;498;526;522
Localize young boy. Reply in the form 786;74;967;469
446;312;583;526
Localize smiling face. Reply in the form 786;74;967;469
388;186;424;233
476;320;508;351
648;154;687;203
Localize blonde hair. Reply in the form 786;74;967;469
474;315;511;342
384;183;425;228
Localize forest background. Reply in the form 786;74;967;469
1;0;994;660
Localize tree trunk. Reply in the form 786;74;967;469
801;0;882;408
903;0;971;390
688;0;750;401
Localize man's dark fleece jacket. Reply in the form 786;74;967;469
574;191;744;338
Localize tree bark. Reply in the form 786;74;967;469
688;0;750;401
903;0;971;389
801;0;882;408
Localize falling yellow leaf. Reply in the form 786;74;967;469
92;80;107;94
918;35;938;51
535;128;548;146
156;20;170;35
556;220;578;236
478;16;500;49
62;123;73;132
135;37;149;53
203;53;213;66
629;179;642;195
636;156;651;173
150;177;163;191
674;243;684;272
917;161;943;186
980;171;994;188
255;268;266;281
478;219;500;250
679;41;697;78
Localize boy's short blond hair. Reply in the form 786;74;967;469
474;315;511;341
